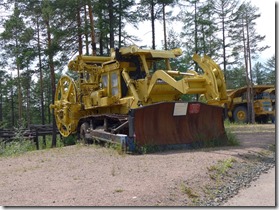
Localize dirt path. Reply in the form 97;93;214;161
0;124;275;206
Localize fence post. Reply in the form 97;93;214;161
35;129;39;150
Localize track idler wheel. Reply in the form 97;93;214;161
52;75;79;137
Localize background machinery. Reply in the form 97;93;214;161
50;45;228;151
226;85;275;123
263;87;276;123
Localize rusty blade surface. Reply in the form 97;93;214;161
133;102;227;147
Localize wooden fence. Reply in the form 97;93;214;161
0;124;60;150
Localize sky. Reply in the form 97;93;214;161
251;0;275;61
126;0;276;64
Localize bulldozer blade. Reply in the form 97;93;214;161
130;102;228;148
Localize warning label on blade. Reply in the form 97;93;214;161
188;103;201;114
173;103;188;116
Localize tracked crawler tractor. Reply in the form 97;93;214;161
50;45;228;151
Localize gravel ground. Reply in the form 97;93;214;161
222;166;275;206
0;124;275;206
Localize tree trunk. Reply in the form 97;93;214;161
77;0;83;55
11;79;15;127
84;4;89;55
242;18;251;123
246;17;255;124
26;70;31;127
194;1;198;73
16;57;22;120
99;32;103;55
221;6;227;79
37;16;46;145
0;94;2;122
202;25;206;54
45;19;57;148
0;76;2;122
194;1;198;54
109;0;114;49
88;1;96;55
118;0;122;48
151;0;155;50
47;84;51;124
163;3;167;50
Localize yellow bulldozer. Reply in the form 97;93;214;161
50;45;228;151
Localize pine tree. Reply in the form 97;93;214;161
136;0;173;49
179;0;221;71
211;0;240;79
253;62;265;85
230;1;270;123
157;0;176;50
93;0;136;53
264;55;275;85
225;66;246;89
0;4;35;122
0;70;7;123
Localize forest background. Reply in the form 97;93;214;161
0;0;275;137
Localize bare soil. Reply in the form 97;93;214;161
0;124;275;206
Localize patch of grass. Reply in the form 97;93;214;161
0;120;36;157
114;189;124;193
224;118;259;127
110;143;125;155
61;135;77;146
98;142;127;156
0;133;70;157
202;137;226;148
202;184;215;200
220;158;236;172
224;119;245;127
138;137;163;154
268;144;276;152
140;144;160;154
0;139;36;157
180;182;199;198
257;149;271;157
225;130;240;146
39;135;65;149
223;119;231;127
111;165;116;176
207;158;236;181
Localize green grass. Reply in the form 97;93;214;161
114;189;124;193
0;139;36;157
39;136;61;149
108;142;125;155
225;130;240;146
207;158;236;181
180;182;200;205
180;182;199;198
0;134;76;157
223;119;244;127
268;144;276;152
